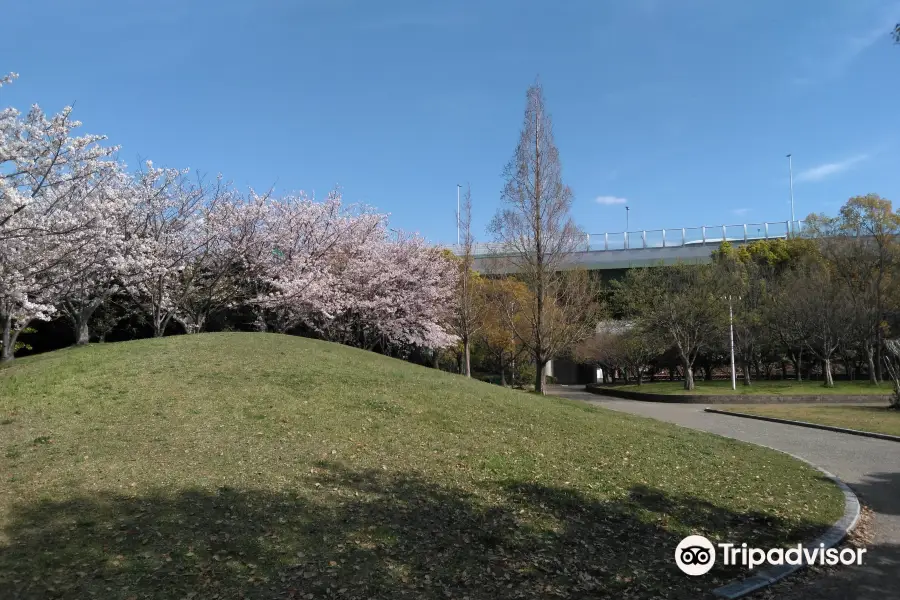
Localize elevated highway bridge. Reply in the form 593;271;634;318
456;220;805;274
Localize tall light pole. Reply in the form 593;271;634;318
787;154;795;236
625;205;630;249
728;295;736;391
456;184;461;246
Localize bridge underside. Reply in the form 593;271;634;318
473;242;723;274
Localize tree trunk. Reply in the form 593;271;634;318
75;318;90;346
795;350;803;382
866;344;877;385
824;357;835;388
705;364;713;381
463;339;471;377
684;365;695;390
0;316;13;364
742;362;752;386
535;353;545;394
71;296;109;347
499;354;507;386
637;368;643;386
178;314;205;335
681;355;695;390
876;335;884;383
153;316;166;338
781;361;788;380
0;317;28;365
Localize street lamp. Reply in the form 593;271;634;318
726;294;741;390
786;154;795;236
625;205;630;249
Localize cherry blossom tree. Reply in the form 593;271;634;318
168;183;272;333
252;190;383;334
1;77;119;361
330;229;457;352
55;165;157;344
125;163;206;337
129;168;268;336
0;228;61;362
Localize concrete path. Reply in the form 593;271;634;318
547;385;900;599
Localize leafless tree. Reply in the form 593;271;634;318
450;185;481;377
489;81;600;393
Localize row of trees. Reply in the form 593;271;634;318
0;72;458;363
575;195;900;390
2;74;599;393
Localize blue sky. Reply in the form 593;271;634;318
2;0;899;244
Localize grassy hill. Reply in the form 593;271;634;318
0;333;843;599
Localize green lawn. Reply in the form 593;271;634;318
0;334;844;599
720;404;900;436
614;379;894;396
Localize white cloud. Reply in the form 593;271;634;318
732;208;750;217
596;195;628;205
796;154;869;182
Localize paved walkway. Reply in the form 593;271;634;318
547;385;900;599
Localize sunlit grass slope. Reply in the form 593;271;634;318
0;333;844;599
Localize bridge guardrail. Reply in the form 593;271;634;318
451;220;806;256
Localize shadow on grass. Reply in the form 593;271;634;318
0;463;832;600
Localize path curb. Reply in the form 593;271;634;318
711;446;861;599
704;408;900;443
583;384;888;405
